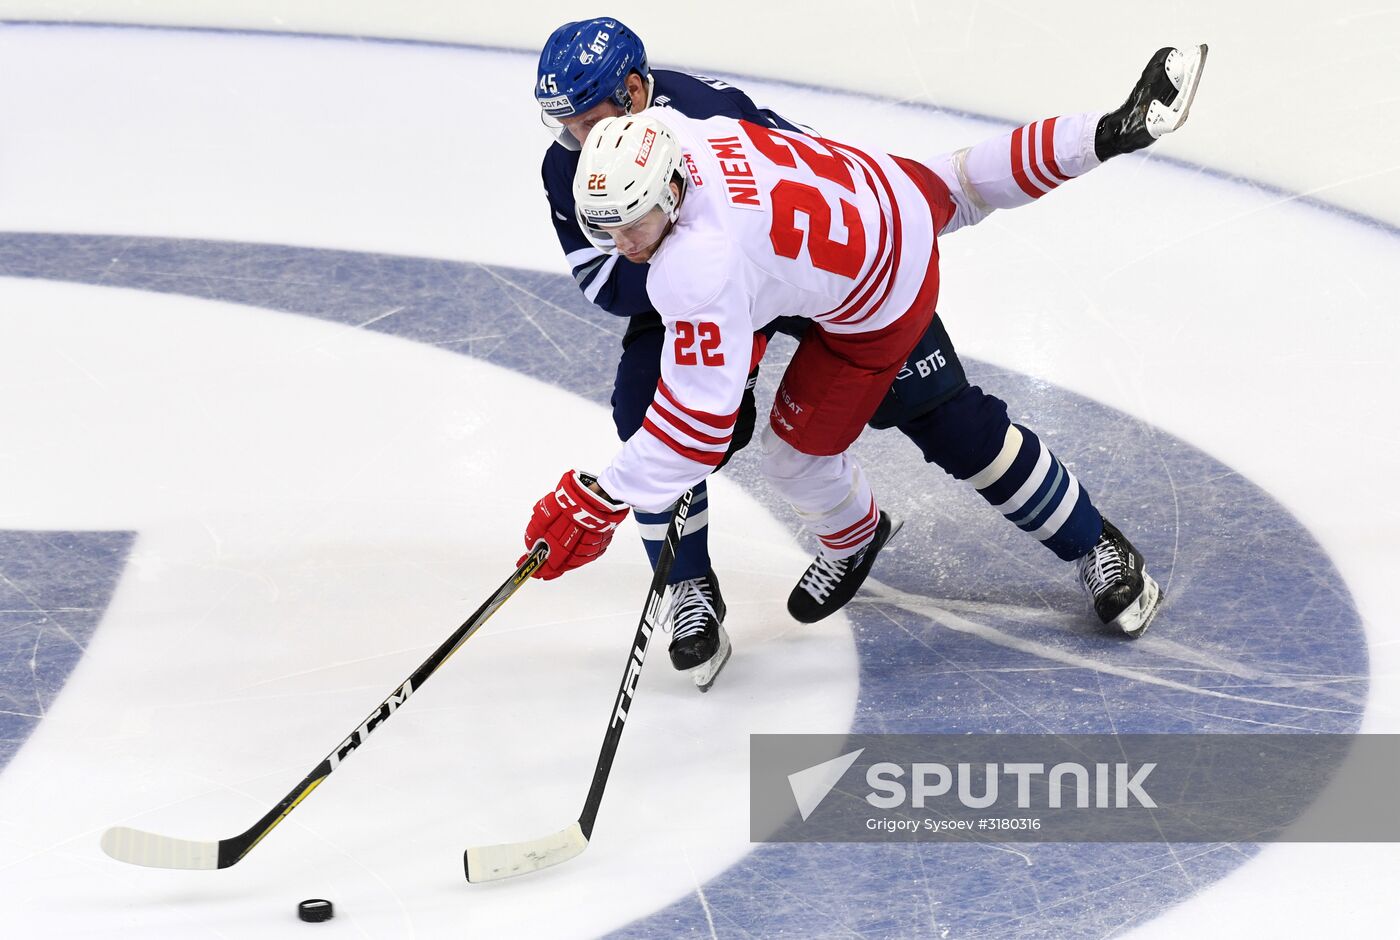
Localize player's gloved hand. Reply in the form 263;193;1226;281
522;471;630;580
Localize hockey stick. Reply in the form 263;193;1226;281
463;489;693;882
100;542;550;870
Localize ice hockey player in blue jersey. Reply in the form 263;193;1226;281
528;17;1203;688
534;19;809;692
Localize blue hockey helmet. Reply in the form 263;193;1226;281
535;18;649;120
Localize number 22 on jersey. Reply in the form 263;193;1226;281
720;122;869;280
674;321;725;367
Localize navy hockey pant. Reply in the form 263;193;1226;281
871;316;1103;562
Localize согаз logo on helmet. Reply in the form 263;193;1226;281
581;206;623;225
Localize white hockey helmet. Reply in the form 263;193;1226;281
573;113;685;241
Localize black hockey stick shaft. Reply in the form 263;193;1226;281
209;543;548;867
577;489;693;840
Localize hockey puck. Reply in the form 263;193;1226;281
297;899;334;923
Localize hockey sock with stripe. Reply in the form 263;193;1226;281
966;424;1102;561
636;482;712;583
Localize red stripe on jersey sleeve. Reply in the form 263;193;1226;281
656;380;738;432
650;398;733;447
641;417;727;466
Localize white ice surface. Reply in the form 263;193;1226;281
0;21;1396;939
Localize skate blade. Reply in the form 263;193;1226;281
690;624;732;692
885;516;906;547
1147;43;1208;137
1114;571;1163;638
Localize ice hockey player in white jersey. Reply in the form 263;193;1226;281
522;38;1206;642
543;109;955;616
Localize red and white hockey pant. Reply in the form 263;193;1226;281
762;308;934;561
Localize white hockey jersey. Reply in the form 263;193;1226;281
596;107;952;512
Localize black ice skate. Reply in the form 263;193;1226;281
787;512;903;624
1076;517;1163;638
1095;44;1208;160
667;570;731;692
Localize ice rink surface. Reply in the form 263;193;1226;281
1;13;1398;939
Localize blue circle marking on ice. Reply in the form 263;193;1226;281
0;530;134;770
0;233;1365;937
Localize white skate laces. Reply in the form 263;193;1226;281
665;572;732;692
1077;538;1125;602
788;512;903;625
666;576;718;642
797;549;860;603
1075;518;1162;638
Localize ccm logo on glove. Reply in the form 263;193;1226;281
522;470;630;579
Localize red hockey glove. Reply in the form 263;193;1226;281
522;471;630;580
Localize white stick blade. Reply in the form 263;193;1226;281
101;826;220;870
464;822;587;882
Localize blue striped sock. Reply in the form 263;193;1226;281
635;482;711;583
966;425;1101;561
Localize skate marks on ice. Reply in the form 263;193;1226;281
0;236;857;939
725;347;1367;736
0;233;1367;938
0;532;134;772
856;581;1364;720
624;315;1368;937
